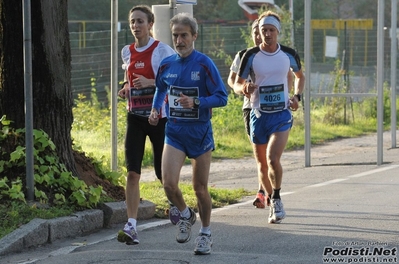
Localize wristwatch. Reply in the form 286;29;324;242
193;97;200;109
294;94;301;102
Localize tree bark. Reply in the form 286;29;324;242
0;0;78;176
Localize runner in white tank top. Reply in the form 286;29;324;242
233;10;305;225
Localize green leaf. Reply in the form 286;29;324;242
34;173;43;184
72;190;87;206
73;179;86;189
10;146;25;162
39;165;49;173
0;160;5;173
0;115;11;126
54;193;66;203
34;188;48;200
0;178;9;189
45;155;57;164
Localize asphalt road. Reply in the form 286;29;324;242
2;131;398;264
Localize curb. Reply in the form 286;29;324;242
0;200;155;256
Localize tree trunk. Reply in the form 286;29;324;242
0;0;78;176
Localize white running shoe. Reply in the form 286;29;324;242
176;208;196;243
194;233;213;255
268;198;286;224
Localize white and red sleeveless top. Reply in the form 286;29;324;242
121;37;175;117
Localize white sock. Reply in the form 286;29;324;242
200;226;211;236
180;207;191;219
128;218;137;229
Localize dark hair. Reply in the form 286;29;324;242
251;18;259;29
129;5;154;24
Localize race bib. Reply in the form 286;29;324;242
128;87;155;116
259;84;285;112
168;86;199;119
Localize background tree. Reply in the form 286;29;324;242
0;0;77;175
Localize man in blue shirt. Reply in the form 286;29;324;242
149;12;227;255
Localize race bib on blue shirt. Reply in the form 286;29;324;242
168;86;199;119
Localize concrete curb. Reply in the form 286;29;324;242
0;200;155;256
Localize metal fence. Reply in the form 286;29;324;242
69;20;399;106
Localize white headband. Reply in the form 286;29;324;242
259;16;281;33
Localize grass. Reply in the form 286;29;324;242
140;181;252;220
71;94;387;171
0;202;76;238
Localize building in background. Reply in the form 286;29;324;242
238;0;280;20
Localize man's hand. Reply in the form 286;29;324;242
148;108;159;126
289;95;299;111
176;93;194;108
243;82;258;95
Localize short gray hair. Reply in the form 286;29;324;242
170;12;198;36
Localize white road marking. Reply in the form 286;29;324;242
307;178;348;188
347;165;399;178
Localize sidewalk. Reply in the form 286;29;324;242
1;131;398;263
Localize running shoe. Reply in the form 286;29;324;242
252;192;266;208
194;233;213;255
168;203;180;225
117;222;139;245
176;208;196;243
268;198;286;224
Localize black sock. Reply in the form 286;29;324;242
271;188;281;199
258;189;265;195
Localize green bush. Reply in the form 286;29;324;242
0;115;103;209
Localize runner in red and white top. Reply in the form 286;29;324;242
117;5;175;246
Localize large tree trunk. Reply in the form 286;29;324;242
0;0;78;176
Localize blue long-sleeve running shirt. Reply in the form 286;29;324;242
153;50;228;124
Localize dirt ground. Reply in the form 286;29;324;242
73;151;126;201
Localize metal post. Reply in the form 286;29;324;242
289;0;294;47
304;0;311;167
110;0;118;171
23;0;34;201
376;0;384;165
391;0;397;148
170;0;177;18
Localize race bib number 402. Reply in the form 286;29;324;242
259;84;285;112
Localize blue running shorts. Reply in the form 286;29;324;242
165;121;214;159
250;109;293;145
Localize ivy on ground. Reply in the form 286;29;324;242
0;115;103;208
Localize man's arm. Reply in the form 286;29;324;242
227;51;242;89
289;69;305;111
227;71;237;89
293;69;305;96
